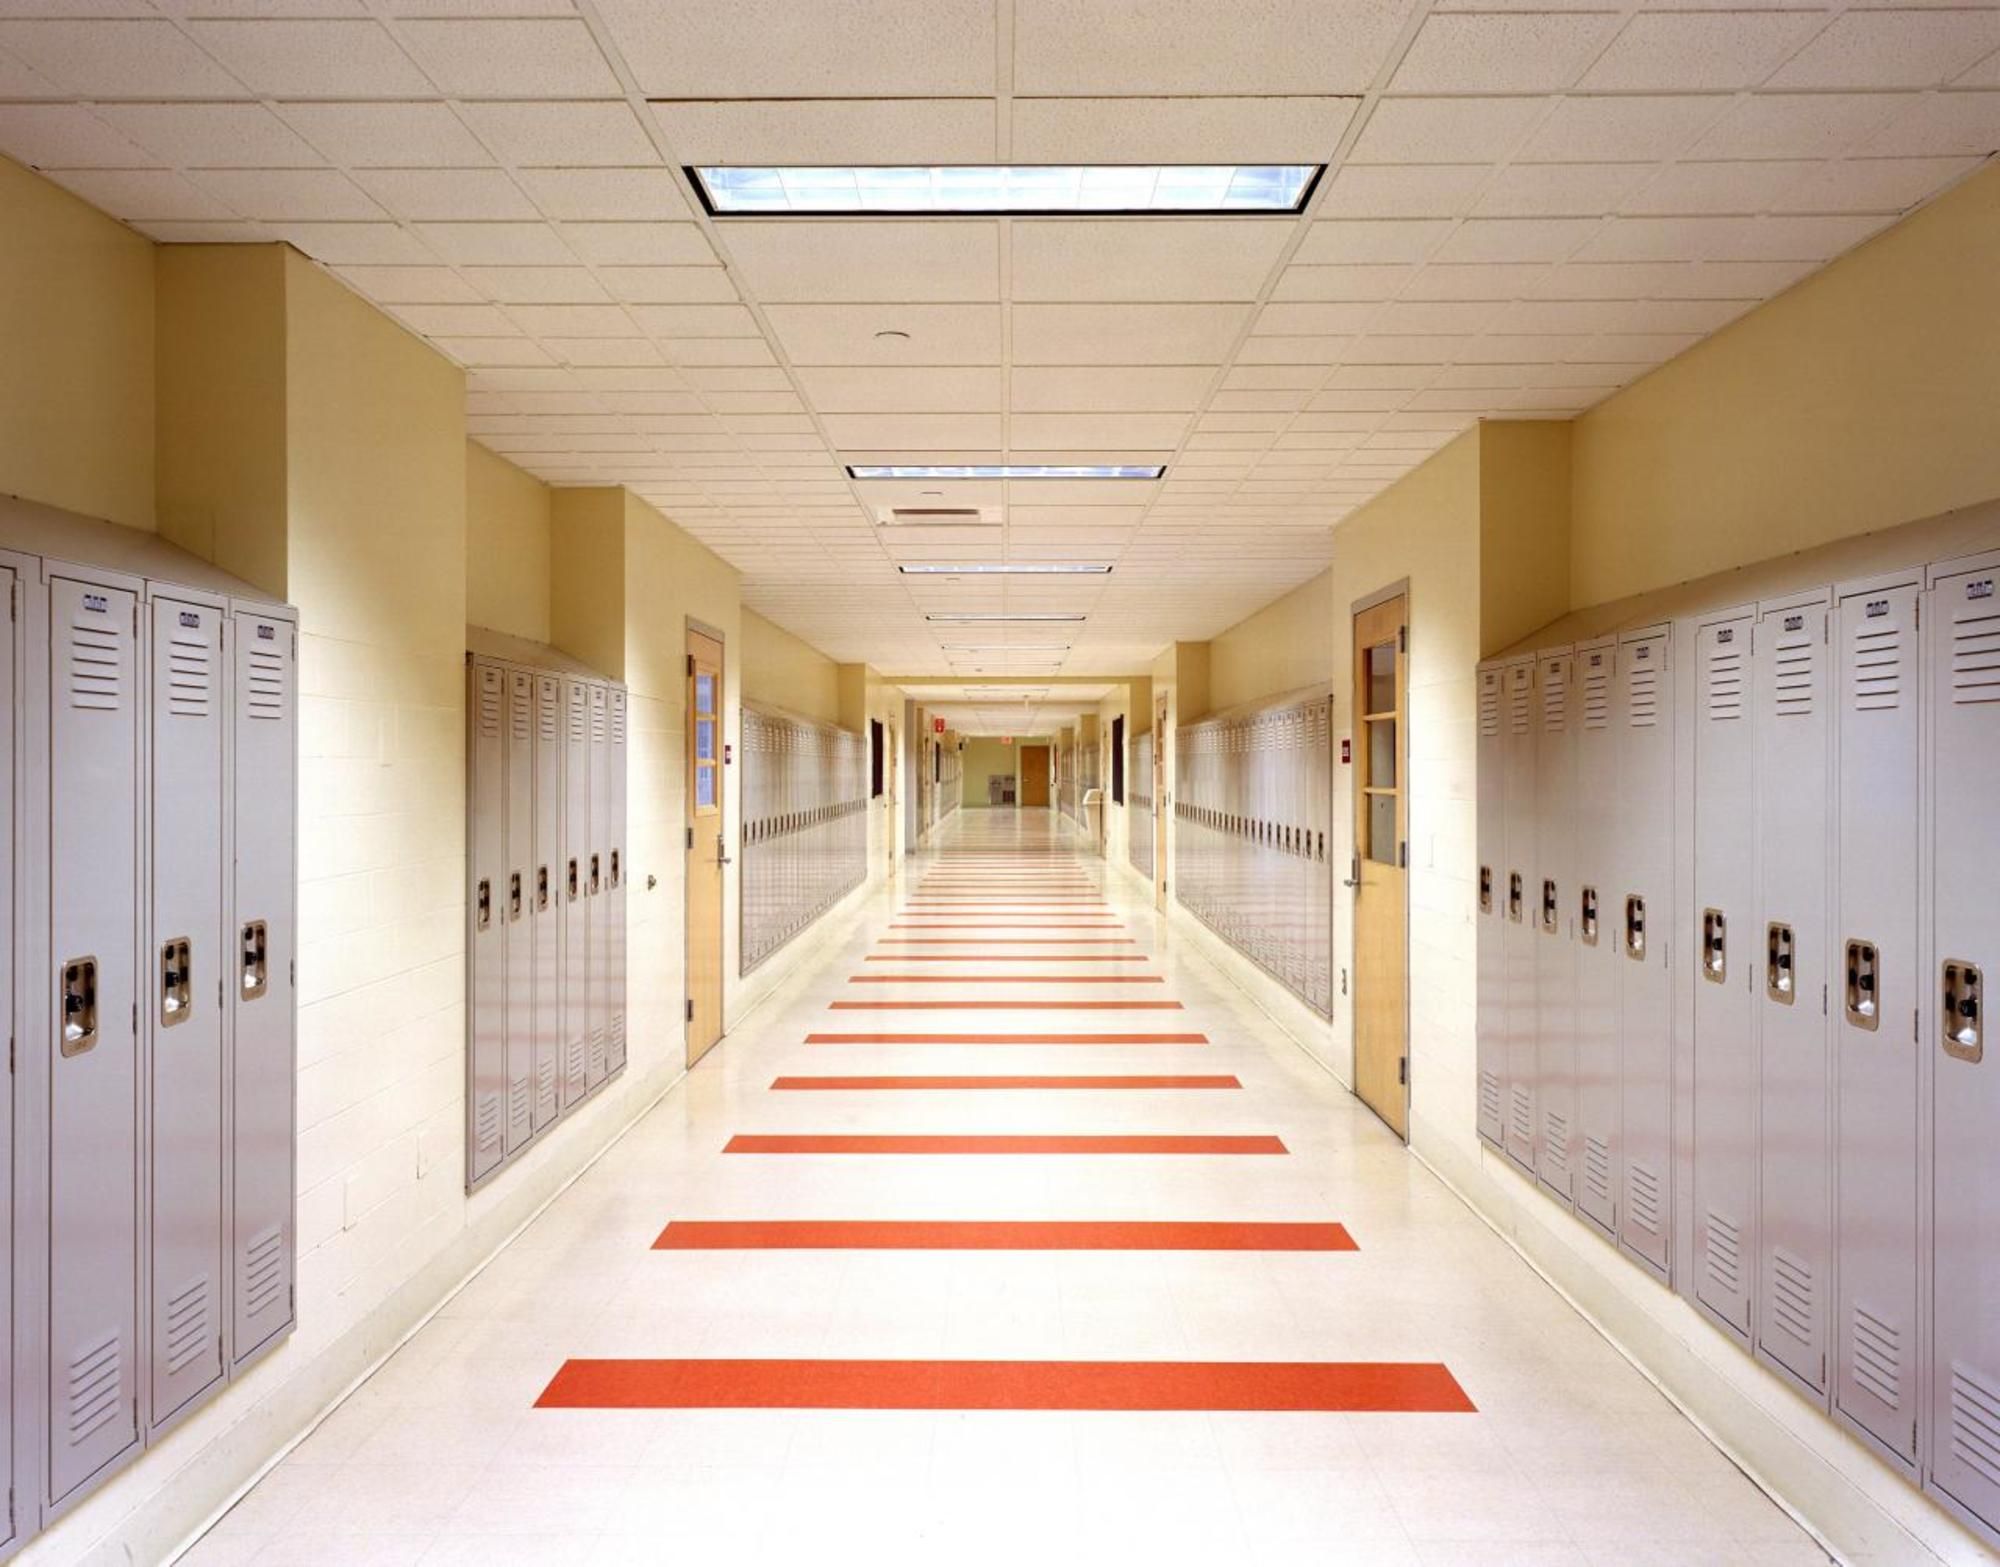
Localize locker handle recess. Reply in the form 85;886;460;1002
60;956;99;1057
160;937;193;1027
1580;886;1599;947
1942;960;1982;1063
588;853;601;896
476;878;492;932
1507;872;1523;924
1701;908;1727;984
1479;865;1493;914
1541;879;1559;935
609;849;620;889
567;857;579;902
1766;923;1795;1005
1624;895;1646;961
508;872;523;922
536;865;549;912
240;921;268;1002
1844;939;1879;1031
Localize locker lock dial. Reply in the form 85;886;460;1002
1624;895;1647;960
160;937;193;1027
60;956;99;1057
241;921;269;1001
1766;923;1795;1005
1701;908;1727;984
1580;886;1599;946
1942;960;1982;1064
1507;872;1523;923
1844;939;1879;1031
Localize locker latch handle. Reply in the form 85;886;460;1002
60;956;99;1057
567;858;579;901
1478;866;1492;914
1624;895;1646;960
1943;960;1982;1063
1701;908;1727;984
476;878;492;932
588;853;601;895
1766;923;1795;1005
1541;879;1559;935
508;872;523;922
1580;886;1599;947
160;937;192;1027
1844;939;1879;1031
609;849;620;889
1507;872;1523;923
240;921;268;1002
536;866;550;912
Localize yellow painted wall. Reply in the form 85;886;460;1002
742;607;840;722
465;440;551;643
0;154;154;530
1572;160;2000;605
1207;569;1334;711
549;487;626;680
962;735;1045;806
1479;420;1571;656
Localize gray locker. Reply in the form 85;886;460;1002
1475;663;1505;1147
531;674;561;1130
46;568;142;1504
0;561;16;1557
502;668;533;1153
465;662;506;1185
1535;648;1577;1202
1928;556;2000;1537
1754;591;1833;1399
1617;626;1673;1278
585;682;609;1091
1692;611;1757;1341
559;675;590;1108
1501;656;1538;1173
146;592;226;1426
605;687;627;1077
1572;639;1620;1237
230;606;296;1367
1832;573;1921;1471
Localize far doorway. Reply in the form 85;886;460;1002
1018;745;1050;807
1352;588;1409;1139
1153;694;1169;909
685;624;725;1067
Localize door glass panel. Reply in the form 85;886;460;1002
695;717;715;760
1367;640;1397;716
695;671;715;712
695;764;715;809
1367;792;1397;864
1368;717;1396;788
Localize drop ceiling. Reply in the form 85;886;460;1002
898;681;1117;737
2;0;1995;677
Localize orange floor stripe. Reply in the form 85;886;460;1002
770;1074;1242;1090
723;1134;1287;1155
653;1220;1350;1250
536;1358;1473;1412
875;939;1137;945
830;1000;1185;1010
852;974;1167;984
807;1031;1208;1044
865;953;1150;962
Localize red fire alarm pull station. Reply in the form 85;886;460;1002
1340;737;1352;764
934;716;946;734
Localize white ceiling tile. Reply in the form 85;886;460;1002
1009;95;1355;162
93;102;325;168
1010;365;1216;412
1959;46;2000;86
596;266;739;304
1318;163;1492;218
185;20;432;96
795;367;1002;412
414;220;574;264
1009;413;1191;449
434;336;557;367
627;303;761;337
463;266;609;304
1624;160;1821;216
277;101;492;167
1391;12;1622;93
592;0;994;96
46;166;236;220
1270;263;1414;301
393;18;620;96
1433;217;1599;262
1579;12;1831;91
1517;95;1727;162
1294;219;1453;263
271;222;435;264
1769;10;2000;88
1255;301;1380;336
1349;96;1547;163
1492;296;1746;335
1011;303;1250;364
390;302;518;337
661;337;779;367
190;167;383;221
1772;154;1984;213
1222;365;1324;390
0;19;244;97
1011;219;1294;302
508;303;638;338
1689;92;1918;159
129;218;269;243
1236;336;1353;364
1863;90;2000;155
459;100;660;167
724;221;999;303
1578;212;1890;262
1475;162;1652;217
335;265;487;304
562;222;716;266
545;338;665;366
352;167;535;222
0;103;153;168
1370;299;1509;334
516;167;690;221
654;98;994;164
1400;261;1553;299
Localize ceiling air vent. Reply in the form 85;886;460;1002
876;506;1000;528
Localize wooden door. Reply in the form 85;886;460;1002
1018;745;1050;806
1154;694;1169;909
685;626;725;1065
1353;593;1409;1138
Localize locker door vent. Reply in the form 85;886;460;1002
1478;676;1500;738
1509;1084;1533;1145
1478;1070;1501;1126
477;671;502;738
588;1028;607;1076
566;1036;586;1084
69;619;125;711
1850;624;1903;711
242;1226;286;1319
508;1078;530;1128
1704;1210;1743;1294
163;1274;212;1375
1628;1161;1663;1235
1508;669;1531;736
1705;642;1745;720
569;689;586;740
1769;1248;1815;1346
1541;660;1567;732
611;694;627;743
1583;1136;1612;1205
1543;1111;1570;1177
509;677;531;741
167;623;214;718
65;1329;124;1447
1949;607;2000;704
1626;659;1660;728
1949;1361;2000;1486
537;1055;557;1102
591;693;607;743
1773;629;1817;718
1851;1302;1903;1408
1582;658;1611;730
246;645;287;720
474;1091;502;1153
539;681;560;739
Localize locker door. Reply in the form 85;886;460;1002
147;594;226;1425
530;675;561;1130
1535;648;1577;1202
1692;612;1757;1340
1475;664;1505;1147
1832;576;1921;1469
1501;657;1538;1173
230;608;296;1365
606;687;627;1076
465;661;505;1185
585;683;609;1089
1572;641;1620;1236
559;677;590;1108
47;571;142;1503
1930;561;2000;1534
0;564;15;1553
502;669;533;1154
1755;594;1833;1398
1617;628;1674;1278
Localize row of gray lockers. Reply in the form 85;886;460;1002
0;504;297;1554
1173;697;1334;1016
1129;731;1155;880
739;704;867;975
1476;537;2000;1548
464;647;628;1191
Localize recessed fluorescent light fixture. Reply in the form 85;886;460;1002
926;613;1086;623
691;164;1322;217
852;464;1163;481
899;563;1111;576
940;645;1071;653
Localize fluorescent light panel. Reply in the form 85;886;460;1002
852;464;1164;481
926;613;1086;623
940;644;1071;652
899;563;1111;576
692;164;1321;216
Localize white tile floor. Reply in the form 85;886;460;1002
185;810;1829;1567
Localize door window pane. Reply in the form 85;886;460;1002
1366;639;1397;716
1368;717;1396;789
696;717;716;760
695;764;715;809
695;671;715;712
1367;792;1398;865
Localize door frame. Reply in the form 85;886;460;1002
1153;693;1169;909
1350;578;1411;1139
684;616;726;1066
